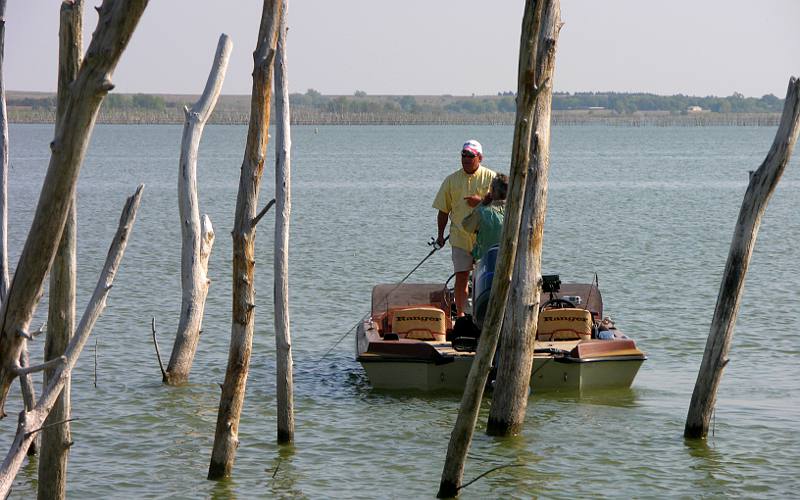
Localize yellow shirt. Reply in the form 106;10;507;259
432;165;496;252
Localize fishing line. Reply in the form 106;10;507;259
319;235;449;360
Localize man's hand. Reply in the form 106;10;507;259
436;235;446;247
464;195;482;208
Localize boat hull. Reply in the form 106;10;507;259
530;356;644;391
359;356;644;393
358;330;645;393
359;355;472;392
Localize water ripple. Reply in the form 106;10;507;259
3;124;799;498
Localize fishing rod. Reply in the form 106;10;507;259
582;272;599;312
397;235;449;285
319;235;449;360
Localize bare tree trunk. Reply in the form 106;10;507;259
0;0;8;303
208;0;282;479
0;185;143;498
163;34;231;385
684;77;800;439
39;208;75;492
273;0;294;445
0;0;38;452
437;1;554;496
17;348;36;455
487;0;561;437
0;0;149;416
38;1;83;495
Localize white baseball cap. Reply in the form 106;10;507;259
462;139;483;156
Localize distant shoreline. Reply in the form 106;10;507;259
8;109;781;127
6;90;782;127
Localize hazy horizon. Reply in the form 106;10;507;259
5;1;799;99
3;89;786;100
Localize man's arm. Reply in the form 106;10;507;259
464;195;482;208
436;210;449;247
462;207;480;234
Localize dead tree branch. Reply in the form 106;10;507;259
0;0;9;304
251;198;276;228
151;317;166;380
273;0;294;445
684;76;800;439
40;1;83;492
487;2;562;436
15;356;65;376
0;0;149;416
164;33;231;384
438;1;561;496
208;0;282;480
0;184;144;497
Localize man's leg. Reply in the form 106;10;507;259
454;270;470;317
451;247;474;317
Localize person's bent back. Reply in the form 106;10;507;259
462;173;508;262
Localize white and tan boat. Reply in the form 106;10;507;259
356;255;646;392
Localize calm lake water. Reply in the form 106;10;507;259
3;123;799;498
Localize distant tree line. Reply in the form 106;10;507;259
550;91;783;114
7;93;167;111
103;93;167;110
7;96;56;109
7;89;784;117
288;90;427;114
287;89;783;115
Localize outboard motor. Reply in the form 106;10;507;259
472;245;499;329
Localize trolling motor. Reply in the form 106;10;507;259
542;274;561;297
540;274;575;310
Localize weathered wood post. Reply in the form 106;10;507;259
0;0;37;449
0;0;149;416
437;1;554;496
0;0;8;303
684;76;800;439
0;185;143;497
39;0;83;496
163;33;232;385
208;0;282;479
487;0;561;437
273;0;294;444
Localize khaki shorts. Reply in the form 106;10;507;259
451;247;475;273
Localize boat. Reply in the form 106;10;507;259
355;246;647;392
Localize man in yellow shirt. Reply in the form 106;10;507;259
433;139;496;317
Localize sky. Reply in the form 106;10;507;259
4;0;800;98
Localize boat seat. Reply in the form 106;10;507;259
537;308;592;341
389;306;446;342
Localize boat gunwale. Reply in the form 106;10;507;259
552;354;648;364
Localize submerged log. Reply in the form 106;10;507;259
208;0;282;480
273;0;294;445
164;34;231;385
0;0;149;416
437;1;557;496
39;0;83;496
684;77;800;439
487;0;561;437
